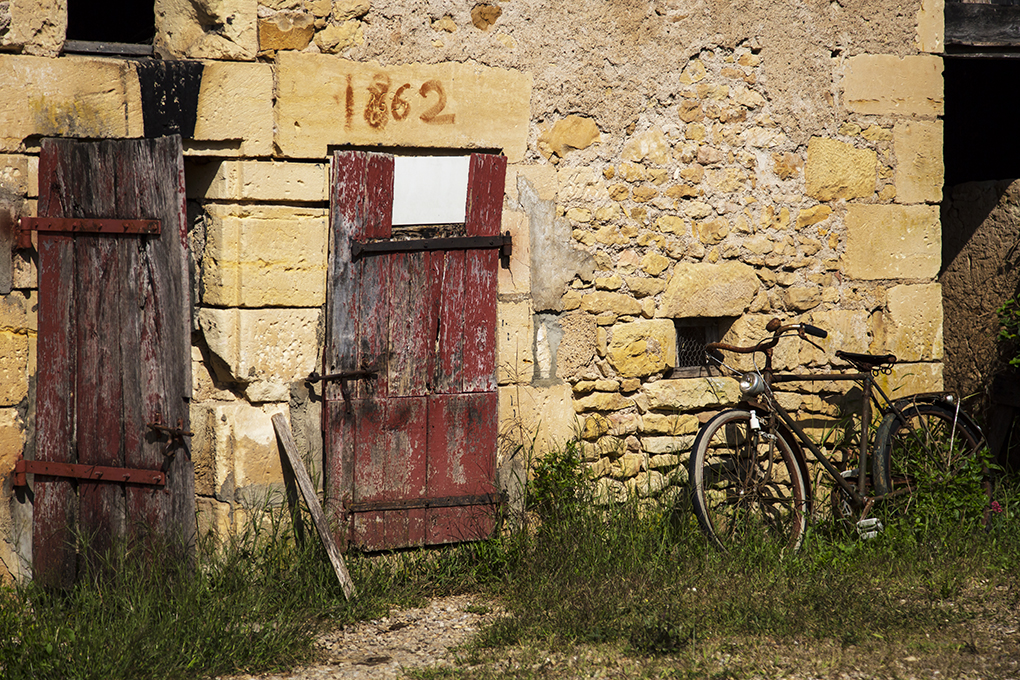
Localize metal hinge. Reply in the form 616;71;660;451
13;457;165;487
16;216;161;249
351;233;512;260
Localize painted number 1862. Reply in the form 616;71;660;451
348;73;455;130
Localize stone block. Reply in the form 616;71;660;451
193;62;274;157
642;435;695;455
556;311;597;381
0;291;36;331
842;55;944;117
621;127;670;165
607;320;677;378
190;399;289;500
641;413;699;435
498;210;531;296
498;300;534;384
314;20;364;52
0;155;29;195
875;362;943;397
558;166;609;203
2;0;65;56
0;55;142;148
844;204;940;280
644;377;740;410
799;309;871;366
201;204;327;307
275;54;532;162
805;137;876;201
916;0;944;54
258;12;315;51
498;383;576;460
196;496;234;540
581;291;641;316
573;391;634;412
0;331;28;406
894;120;943;204
538;115;600;159
187;160;327;202
156;0;258;60
197;307;321;387
0;408;23;476
872;283;943;361
507;164;556;206
658;261;759;318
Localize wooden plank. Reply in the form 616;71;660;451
350;397;427;550
426;392;498;544
387;252;433;397
33;140;79;588
435;250;465;394
947;3;1020;46
325;399;354;548
272;413;356;600
462;154;505;393
355;153;393;401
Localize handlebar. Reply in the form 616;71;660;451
705;319;827;356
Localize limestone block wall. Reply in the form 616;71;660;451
0;0;951;580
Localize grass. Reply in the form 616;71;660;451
2;441;1019;679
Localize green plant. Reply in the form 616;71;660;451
998;296;1020;367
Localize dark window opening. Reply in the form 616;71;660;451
944;57;1020;185
671;319;732;378
66;0;155;45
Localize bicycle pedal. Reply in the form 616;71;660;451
856;516;883;540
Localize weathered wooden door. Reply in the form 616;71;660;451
32;136;193;587
325;150;505;551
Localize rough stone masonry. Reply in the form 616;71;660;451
0;0;947;581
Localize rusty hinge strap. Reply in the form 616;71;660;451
347;492;505;514
308;370;378;413
351;234;512;260
16;217;161;248
13;459;166;488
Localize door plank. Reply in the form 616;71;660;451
350;397;427;550
426;392;498;544
387;252;433;397
435;250;466;394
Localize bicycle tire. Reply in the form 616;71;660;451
689;409;808;551
873;401;985;503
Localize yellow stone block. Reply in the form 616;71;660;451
658;261;759;318
644;377;741;410
156;0;258;60
538;115;600;158
197;307;321;385
506;164;557;205
0;331;28;406
894;120;944;204
872;283;943;362
0;55;142;149
187;160;327;202
607;320;677;378
875;362;943;397
581;291;641;316
498;383;577;460
498;300;534;385
804;137;876;201
498;210;531;296
0;291;36;332
275;54;532;161
0;408;23;476
3;0;65;56
842;55;944;117
202;204;327;308
193;62;274;157
844;204;940;280
916;0;945;54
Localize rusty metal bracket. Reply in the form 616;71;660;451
13;457;165;487
346;492;506;514
17;216;161;249
147;419;193;464
351;233;512;261
307;370;378;413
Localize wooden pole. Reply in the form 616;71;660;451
272;413;356;600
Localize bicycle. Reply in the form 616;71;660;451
688;317;985;550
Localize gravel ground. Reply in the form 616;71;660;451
219;595;503;680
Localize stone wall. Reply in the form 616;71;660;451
0;0;948;581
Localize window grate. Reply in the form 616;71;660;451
676;324;712;368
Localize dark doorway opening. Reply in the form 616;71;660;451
943;57;1020;186
66;0;155;45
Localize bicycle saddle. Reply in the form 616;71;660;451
835;350;897;368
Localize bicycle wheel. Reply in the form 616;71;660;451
873;401;985;503
689;409;808;551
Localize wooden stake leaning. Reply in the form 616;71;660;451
272;413;356;600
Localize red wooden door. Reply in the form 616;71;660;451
33;137;193;587
325;151;505;551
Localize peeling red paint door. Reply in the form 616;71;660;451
33;137;193;588
325;151;504;551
